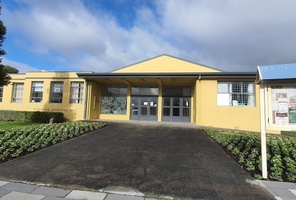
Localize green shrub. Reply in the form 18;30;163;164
0;122;108;162
0;110;65;123
205;129;296;182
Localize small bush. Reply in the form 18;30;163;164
0;110;65;123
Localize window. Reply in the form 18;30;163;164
70;82;84;103
50;82;63;103
162;86;191;97
131;87;159;96
0;86;3;102
217;82;254;106
101;86;127;114
12;83;24;103
30;82;44;102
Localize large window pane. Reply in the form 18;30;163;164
101;86;127;114
50;82;63;103
173;108;180;116
150;107;157;116
150;88;158;96
172;87;182;96
140;87;149;95
173;97;180;106
163;97;170;106
31;82;43;103
163;108;170;116
131;87;140;95
217;82;255;107
141;107;148;115
162;87;171;97
131;87;158;96
183;88;191;96
12;83;24;103
163;86;191;97
70;82;84;104
183;108;190;117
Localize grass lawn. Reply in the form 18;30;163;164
0;122;43;130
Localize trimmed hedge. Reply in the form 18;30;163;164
0;110;65;123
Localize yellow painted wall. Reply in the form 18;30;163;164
196;79;261;132
87;81;100;119
0;72;86;121
113;55;220;73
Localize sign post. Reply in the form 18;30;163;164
260;83;268;179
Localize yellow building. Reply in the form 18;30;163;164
0;55;263;132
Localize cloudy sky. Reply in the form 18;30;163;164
2;0;296;73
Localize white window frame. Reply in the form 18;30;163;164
30;82;44;103
50;82;63;103
12;83;24;103
217;82;255;107
70;82;84;104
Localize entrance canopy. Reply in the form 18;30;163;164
77;72;256;86
257;63;296;83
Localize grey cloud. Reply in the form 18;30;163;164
158;0;296;71
3;0;296;72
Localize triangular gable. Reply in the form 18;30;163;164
112;55;220;73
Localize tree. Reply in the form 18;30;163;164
3;65;18;73
0;1;9;86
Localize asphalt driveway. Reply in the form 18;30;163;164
0;122;273;199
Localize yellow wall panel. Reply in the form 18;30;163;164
197;80;261;132
0;72;86;121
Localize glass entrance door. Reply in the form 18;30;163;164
162;97;190;122
131;97;158;121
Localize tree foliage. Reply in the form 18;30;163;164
0;20;5;56
2;65;18;73
0;3;12;86
0;65;10;86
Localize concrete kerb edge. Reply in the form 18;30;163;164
0;180;155;198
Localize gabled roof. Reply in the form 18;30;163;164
257;63;296;83
112;54;221;73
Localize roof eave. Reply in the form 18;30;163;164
77;72;256;79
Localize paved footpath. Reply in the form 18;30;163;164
260;180;296;200
0;180;159;200
0;180;296;200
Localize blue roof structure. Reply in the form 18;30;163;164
257;63;296;83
